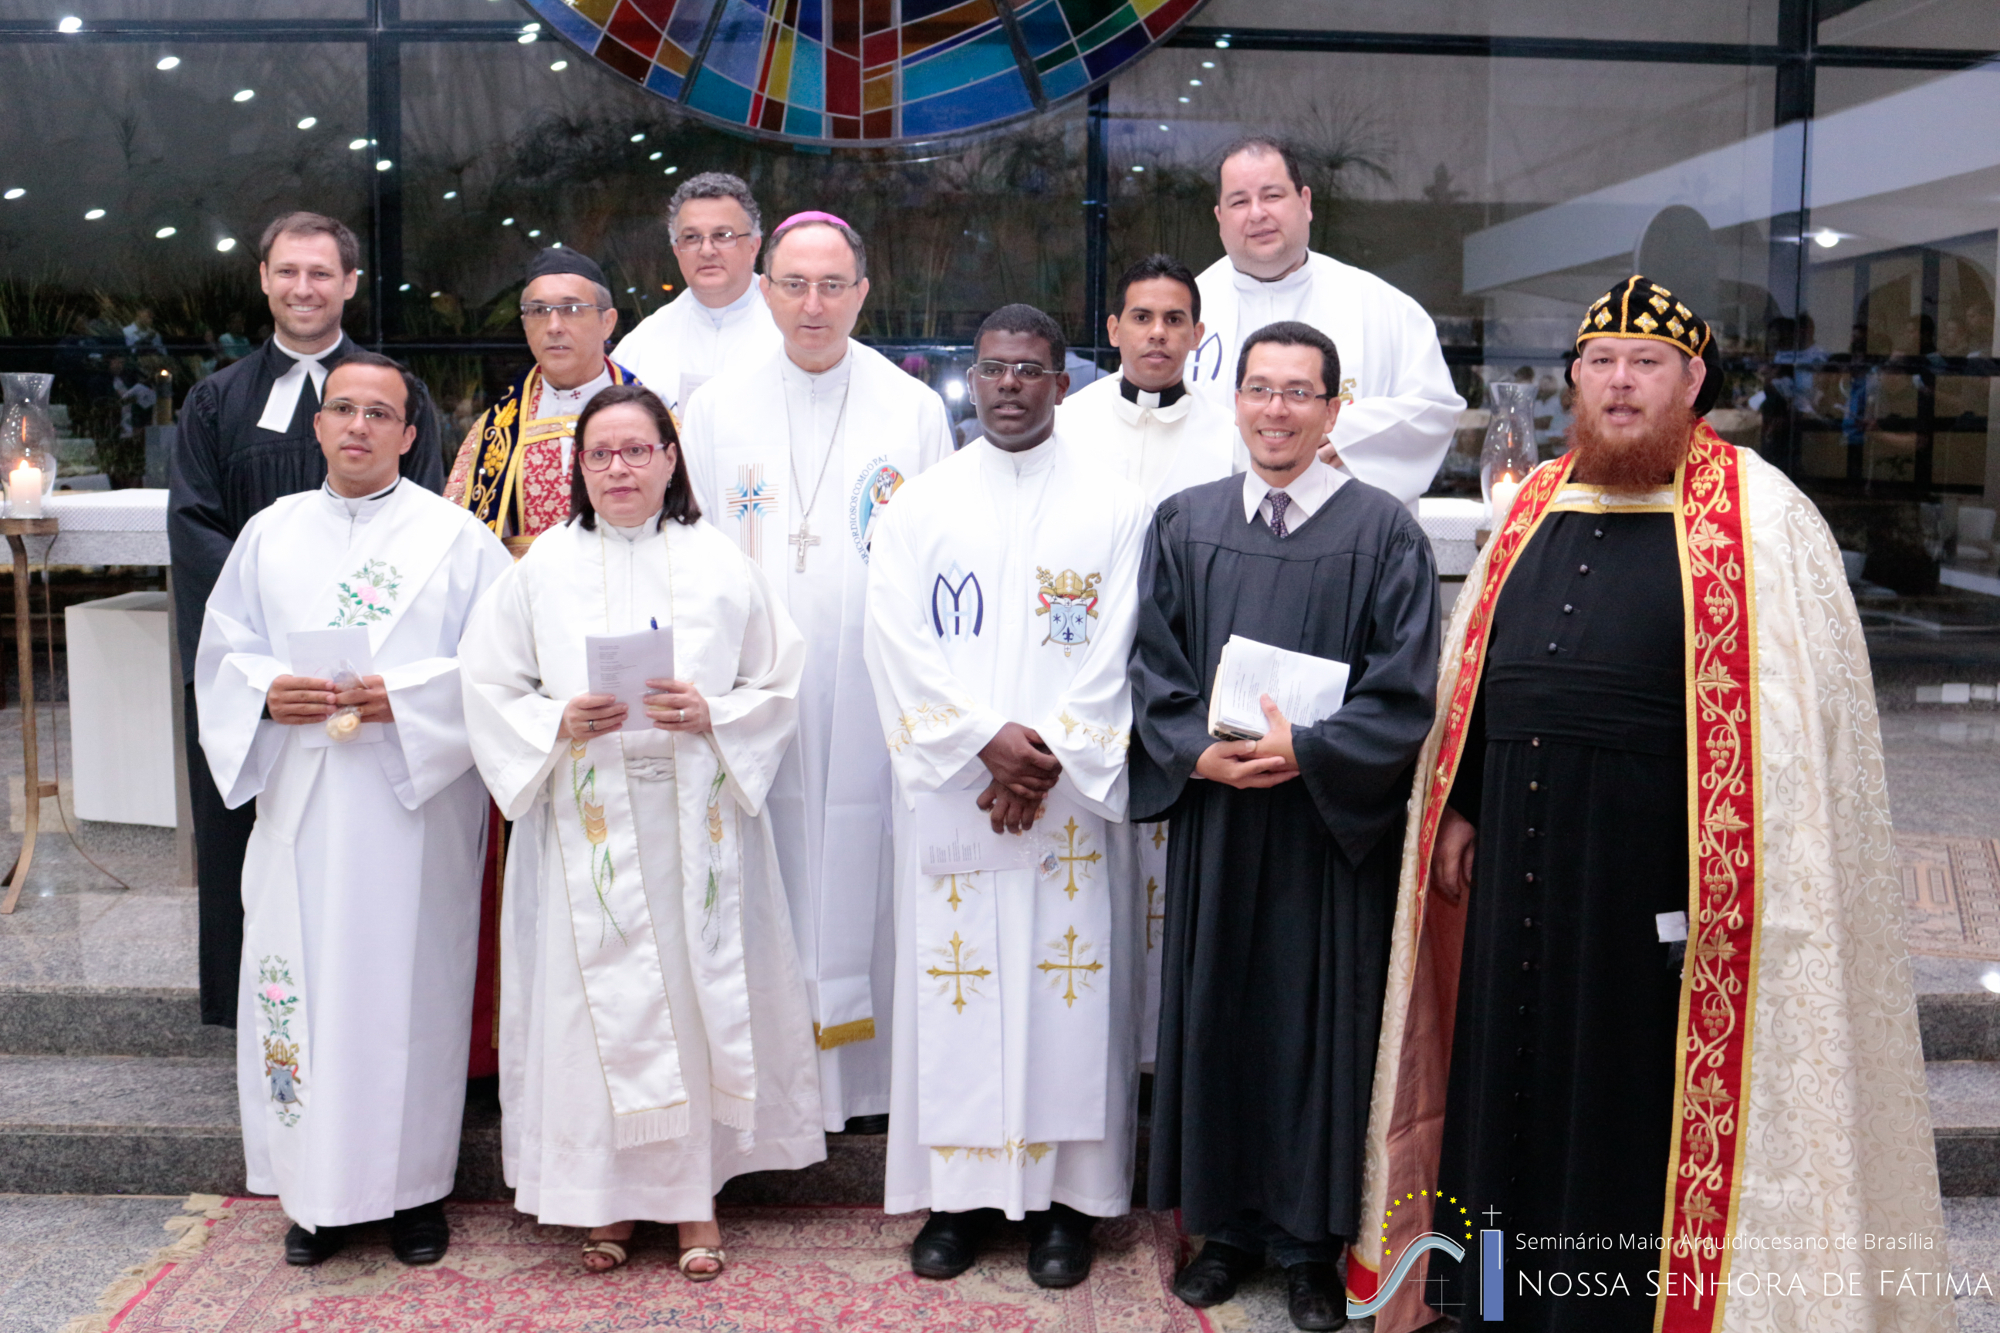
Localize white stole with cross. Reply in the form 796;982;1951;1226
863;436;1152;1151
681;340;951;1059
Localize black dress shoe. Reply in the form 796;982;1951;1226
284;1222;347;1267
1284;1260;1347;1331
910;1208;997;1280
842;1114;889;1135
1025;1203;1095;1288
1172;1239;1261;1307
389;1200;451;1266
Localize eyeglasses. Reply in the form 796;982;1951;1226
321;399;404;426
971;360;1052;382
520;301;608;322
673;229;750;252
581;443;664;471
1236;384;1332;405
768;277;855;301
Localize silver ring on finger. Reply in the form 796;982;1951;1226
587;719;596;732
677;708;685;723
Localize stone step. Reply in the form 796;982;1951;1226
0;1053;885;1204
0;986;232;1058
1927;1061;2000;1197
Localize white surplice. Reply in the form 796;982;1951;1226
1055;372;1244;1065
1186;251;1465;507
613;284;782;412
863;434;1149;1220
197;481;512;1230
459;513;825;1226
681;338;952;1130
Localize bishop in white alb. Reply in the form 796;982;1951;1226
864;433;1149;1219
197;480;511;1229
1187;251;1464;507
680;338;952;1129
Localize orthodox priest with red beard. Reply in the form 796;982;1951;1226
1351;278;1951;1333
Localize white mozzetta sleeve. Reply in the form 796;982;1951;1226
863;496;1009;796
193;519;287;810
458;562;568;821
706;551;805;817
1328;292;1465;508
1032;485;1145;822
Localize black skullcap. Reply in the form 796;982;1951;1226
525;246;607;290
1567;273;1723;414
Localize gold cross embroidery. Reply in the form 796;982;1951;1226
1055;817;1101;901
926;932;991;1013
1145;877;1164;952
934;873;974;912
1037;926;1104;1008
1149;822;1166;850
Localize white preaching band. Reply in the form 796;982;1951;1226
1187;136;1464;509
459;382;822;1280
197;353;511;1267
680;210;954;1134
613;172;782;414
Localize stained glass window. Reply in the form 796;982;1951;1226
525;0;1207;145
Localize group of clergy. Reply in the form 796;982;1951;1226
166;134;1955;1333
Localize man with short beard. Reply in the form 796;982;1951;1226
1352;277;1950;1332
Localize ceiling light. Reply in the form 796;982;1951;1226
156;55;180;70
502;216;515;225
1189;78;1202;86
84;208;105;220
297;116;317;129
550;60;568;70
1215;36;1231;48
57;16;82;32
1132;165;1146;173
527;228;542;237
626;286;636;293
348;138;368;150
2;189;22;201
215;238;236;252
430;290;442;298
552;241;563;248
399;283;411;291
631;133;646;142
664;165;679;175
1201;60;1215;68
443;190;458;199
1813;228;1840;249
376;158;393;171
233;88;254;102
1159;124;1169;131
518;30;537;43
1178;96;1189;103
155;226;177;238
650;150;663;160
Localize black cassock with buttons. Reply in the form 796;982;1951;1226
1433;507;1685;1332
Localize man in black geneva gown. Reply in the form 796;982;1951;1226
168;212;444;1026
1132;321;1439;1331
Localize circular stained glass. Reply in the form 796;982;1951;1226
523;0;1210;147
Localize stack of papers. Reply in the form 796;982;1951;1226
585;627;677;734
1207;634;1350;740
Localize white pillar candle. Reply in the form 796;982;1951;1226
1489;476;1520;525
9;461;43;518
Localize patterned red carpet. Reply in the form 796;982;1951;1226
90;1199;1211;1332
1900;832;2000;959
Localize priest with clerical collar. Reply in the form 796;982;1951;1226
1354;278;1952;1333
170;210;446;1031
613;171;782;412
1185;135;1464;508
679;211;952;1139
446;248;637;559
196;350;510;1268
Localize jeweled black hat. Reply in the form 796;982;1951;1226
1568;274;1722;414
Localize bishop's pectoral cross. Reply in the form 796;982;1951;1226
788;515;821;572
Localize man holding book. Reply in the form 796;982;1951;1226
1129;320;1439;1331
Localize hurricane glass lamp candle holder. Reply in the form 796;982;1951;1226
1478;380;1538;528
0;374;58;519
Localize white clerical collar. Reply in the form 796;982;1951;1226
780;347;853;393
1242;454;1345;529
979;431;1060;478
539;361;612;414
605;511;663;543
258;332;345;434
698;282;762;329
1119;376;1188;410
321;476;399;518
1113;374;1194;427
1231;254;1315;294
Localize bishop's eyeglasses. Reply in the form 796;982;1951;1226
1236;384;1333;405
581;443;664;471
768;277;855;301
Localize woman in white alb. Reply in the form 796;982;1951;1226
459;384;823;1279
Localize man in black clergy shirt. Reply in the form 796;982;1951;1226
168;211;445;1027
1131;320;1439;1332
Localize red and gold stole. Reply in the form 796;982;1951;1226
1384;423;1760;1331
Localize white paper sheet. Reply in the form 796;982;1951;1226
914;787;1062;876
287;627;382;747
585;626;677;734
1208;634;1350;741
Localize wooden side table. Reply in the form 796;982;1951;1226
0;515;59;914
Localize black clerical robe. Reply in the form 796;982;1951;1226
167;335;446;1025
1432;508;1685;1331
1131;473;1439;1244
